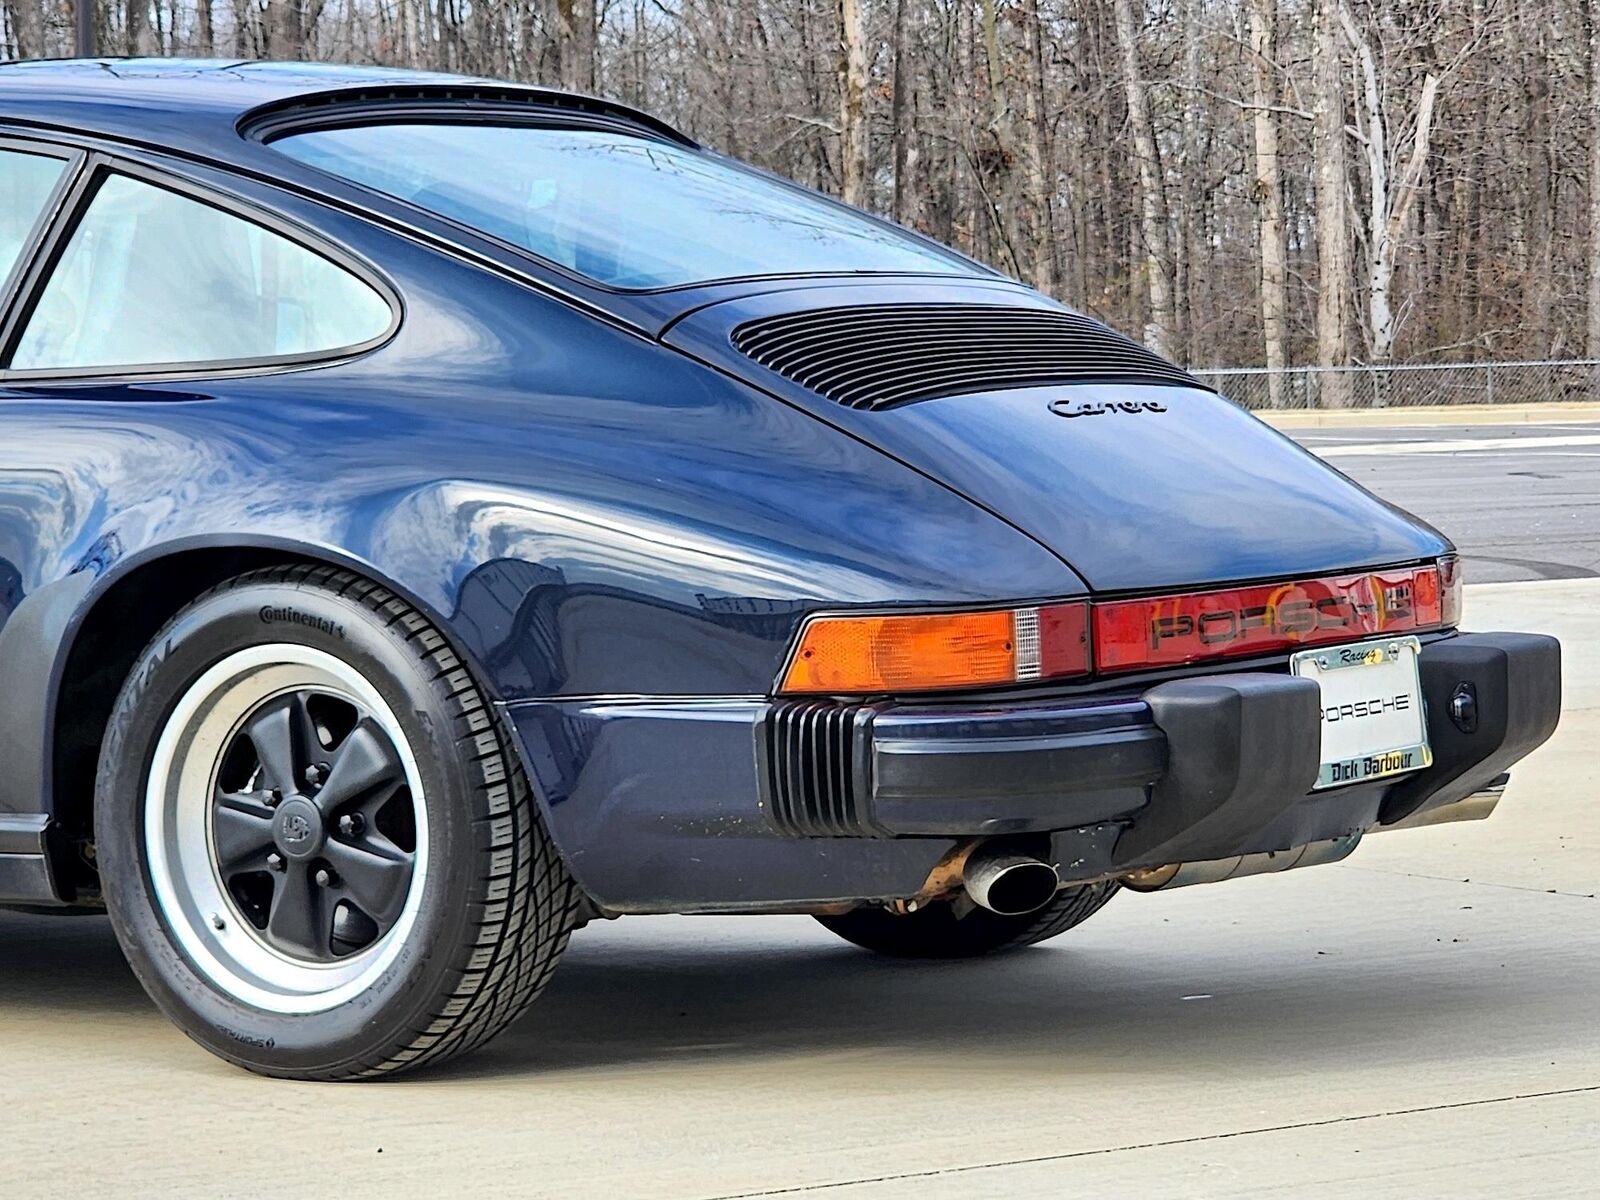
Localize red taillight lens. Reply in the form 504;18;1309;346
780;562;1457;695
1092;565;1449;673
779;602;1090;694
1439;555;1463;626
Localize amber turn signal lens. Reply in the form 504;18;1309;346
780;609;1016;694
779;603;1091;695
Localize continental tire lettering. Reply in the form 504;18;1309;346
258;605;346;639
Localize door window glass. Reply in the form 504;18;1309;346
0;148;66;288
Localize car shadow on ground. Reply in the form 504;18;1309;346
0;905;1582;1088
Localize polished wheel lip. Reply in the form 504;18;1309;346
144;644;430;1016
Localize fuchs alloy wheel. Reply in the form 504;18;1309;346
145;645;429;1012
96;565;582;1080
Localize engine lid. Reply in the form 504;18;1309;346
664;282;1450;593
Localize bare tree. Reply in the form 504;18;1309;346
21;0;1600;386
1249;0;1288;406
1586;0;1600;357
1112;0;1175;357
1314;0;1354;405
1339;2;1440;369
836;0;868;207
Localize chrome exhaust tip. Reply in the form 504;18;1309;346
963;849;1060;916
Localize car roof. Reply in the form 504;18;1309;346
0;57;692;155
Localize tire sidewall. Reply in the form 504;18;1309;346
97;577;484;1076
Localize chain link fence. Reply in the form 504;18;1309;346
1189;359;1600;411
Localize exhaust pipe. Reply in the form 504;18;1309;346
1119;833;1360;892
962;847;1060;915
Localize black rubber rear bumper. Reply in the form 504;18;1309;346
782;631;1561;867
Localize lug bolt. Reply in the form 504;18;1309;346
266;852;285;872
338;813;365;838
267;789;282;807
314;867;337;889
304;763;329;787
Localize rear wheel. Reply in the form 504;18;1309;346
815;882;1119;959
96;565;581;1080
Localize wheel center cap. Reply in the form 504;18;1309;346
272;797;325;860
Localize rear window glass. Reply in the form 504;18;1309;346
272;123;975;290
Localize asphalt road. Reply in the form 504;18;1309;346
1289;422;1600;583
1;429;1595;1196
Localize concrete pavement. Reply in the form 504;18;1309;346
0;577;1592;1196
1285;422;1600;583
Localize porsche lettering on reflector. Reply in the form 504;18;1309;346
1292;636;1431;790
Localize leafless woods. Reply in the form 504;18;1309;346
3;2;1592;382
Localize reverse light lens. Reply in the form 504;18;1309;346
779;603;1090;694
780;561;1458;695
1093;565;1451;673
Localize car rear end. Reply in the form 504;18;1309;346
662;282;1562;909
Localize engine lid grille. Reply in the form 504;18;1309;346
731;303;1203;410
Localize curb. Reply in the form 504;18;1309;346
1254;403;1600;429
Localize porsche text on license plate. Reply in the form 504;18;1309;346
1291;636;1431;790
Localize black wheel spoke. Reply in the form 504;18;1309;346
243;694;313;796
266;859;326;959
324;838;413;925
210;685;416;964
313;718;404;816
212;793;276;871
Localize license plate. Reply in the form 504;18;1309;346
1291;636;1431;790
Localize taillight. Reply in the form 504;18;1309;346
1439;555;1463;626
778;602;1090;694
779;561;1457;695
1093;564;1450;673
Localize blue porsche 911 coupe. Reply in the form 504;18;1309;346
0;58;1560;1080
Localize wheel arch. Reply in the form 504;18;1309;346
27;536;492;897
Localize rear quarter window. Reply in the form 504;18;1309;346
9;172;394;373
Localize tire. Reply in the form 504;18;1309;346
96;564;582;1080
815;881;1119;959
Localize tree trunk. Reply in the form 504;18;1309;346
4;0;43;57
1022;0;1057;294
556;0;595;93
891;0;915;225
1586;0;1600;358
1341;3;1439;370
1176;0;1205;363
1313;0;1353;407
836;0;869;208
196;0;214;54
1112;0;1174;358
126;0;152;54
1249;0;1288;405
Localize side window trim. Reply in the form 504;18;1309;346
0;154;403;384
0;136;88;328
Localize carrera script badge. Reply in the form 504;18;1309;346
1049;399;1168;419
